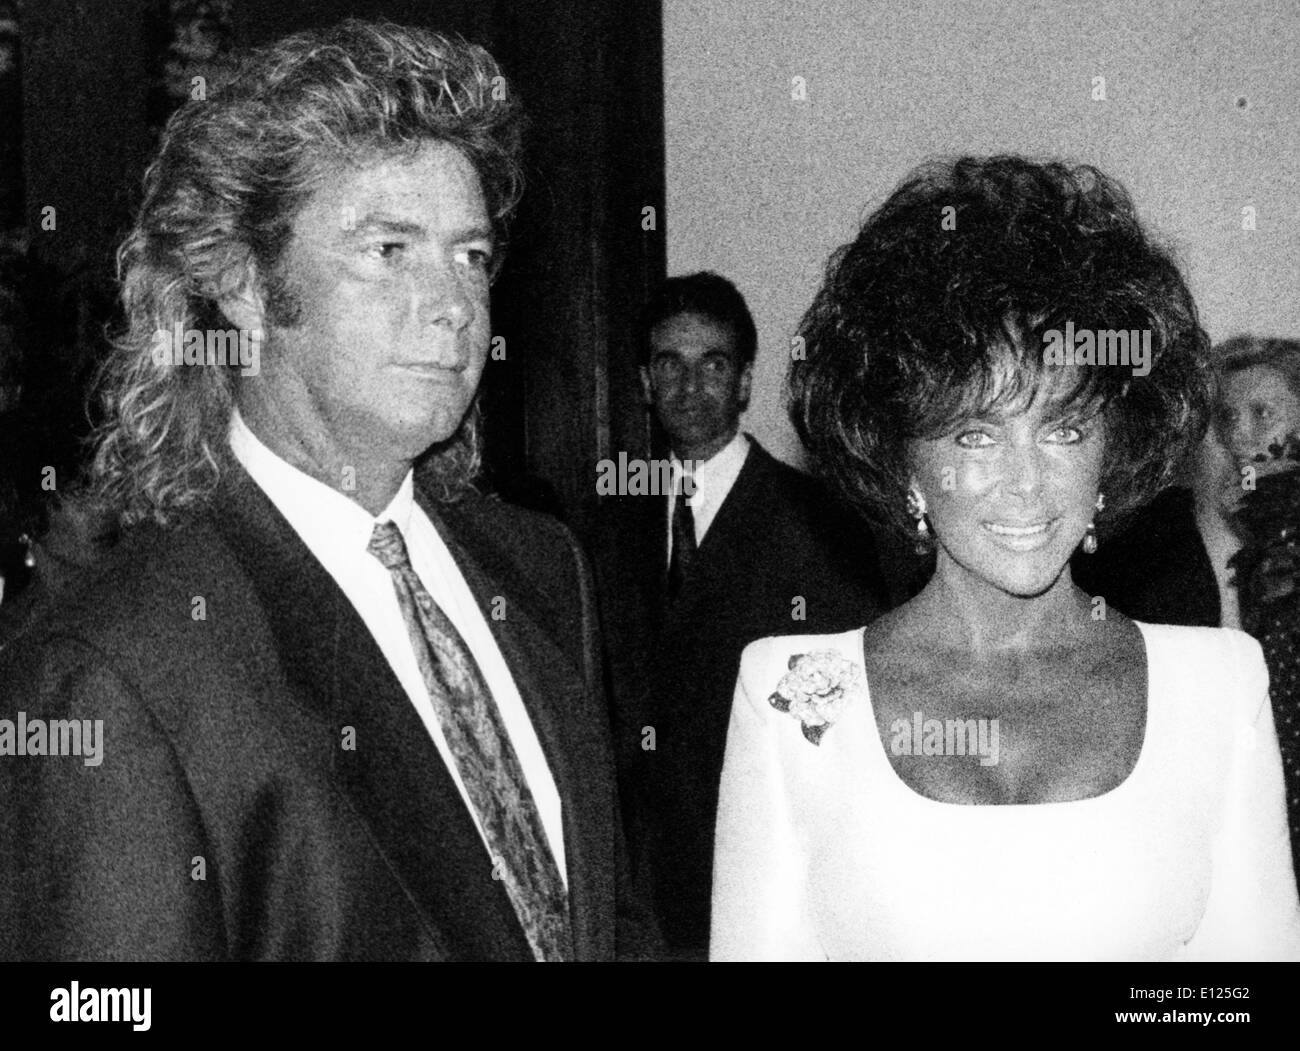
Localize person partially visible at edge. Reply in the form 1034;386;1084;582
1220;338;1300;630
0;242;117;654
1219;338;1300;892
711;155;1300;961
1075;336;1300;630
0;19;658;962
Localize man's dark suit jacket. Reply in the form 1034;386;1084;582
0;462;653;961
587;437;888;954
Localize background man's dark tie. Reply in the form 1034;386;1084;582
668;470;696;599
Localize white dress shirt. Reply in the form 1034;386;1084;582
228;410;566;883
666;430;750;565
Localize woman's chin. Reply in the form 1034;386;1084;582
990;569;1064;599
942;546;1071;600
937;520;1090;591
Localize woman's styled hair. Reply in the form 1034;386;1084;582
789;155;1211;542
90;19;524;526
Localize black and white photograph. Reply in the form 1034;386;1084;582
0;0;1297;1034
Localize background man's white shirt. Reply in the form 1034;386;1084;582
666;430;750;564
228;410;566;883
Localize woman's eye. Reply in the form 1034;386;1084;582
955;431;995;448
1046;425;1084;443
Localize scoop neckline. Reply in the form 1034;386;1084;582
856;619;1154;809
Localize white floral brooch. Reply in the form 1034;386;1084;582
767;651;866;745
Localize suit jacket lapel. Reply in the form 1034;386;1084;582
427;492;606;961
211;464;532;960
667;438;767;608
694;439;766;564
645;492;671;619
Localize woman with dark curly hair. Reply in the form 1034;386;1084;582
711;156;1300;960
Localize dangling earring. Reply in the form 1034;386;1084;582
19;533;35;569
1082;493;1104;555
905;489;930;555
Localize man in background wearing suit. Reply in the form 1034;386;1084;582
588;272;888;958
0;20;652;962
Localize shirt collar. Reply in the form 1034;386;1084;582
228;407;415;559
672;430;749;504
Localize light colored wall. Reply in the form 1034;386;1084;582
664;0;1300;466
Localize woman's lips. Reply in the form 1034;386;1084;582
984;521;1051;536
981;518;1059;549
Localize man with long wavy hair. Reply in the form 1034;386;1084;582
0;19;652;961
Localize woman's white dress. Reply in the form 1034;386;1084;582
710;622;1300;960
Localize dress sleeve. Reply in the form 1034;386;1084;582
710;641;825;961
1181;634;1300;961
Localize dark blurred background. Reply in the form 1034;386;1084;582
0;0;666;536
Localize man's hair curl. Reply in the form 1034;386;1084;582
91;19;522;526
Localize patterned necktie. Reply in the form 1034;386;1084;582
668;468;697;599
367;521;572;962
